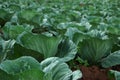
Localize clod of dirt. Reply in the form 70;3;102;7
79;65;112;80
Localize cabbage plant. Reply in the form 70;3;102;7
75;30;120;68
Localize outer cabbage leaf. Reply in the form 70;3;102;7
8;43;44;61
0;56;48;80
56;39;77;62
0;69;45;80
101;50;120;68
18;32;61;58
0;9;13;21
0;69;17;80
8;4;21;12
18;9;37;21
0;56;40;74
107;27;120;36
17;9;41;26
17;69;45;80
3;24;33;39
109;70;120;80
40;57;82;80
79;38;112;65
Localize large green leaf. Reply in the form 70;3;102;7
3;23;33;39
40;57;82;80
101;50;120;68
0;56;40;74
8;4;21;12
65;27;80;40
8;43;44;61
72;32;88;45
56;39;77;62
107;27;120;36
18;9;38;21
3;24;25;39
41;57;72;80
0;69;45;80
0;9;13;26
0;69;17;80
17;69;45;80
0;9;13;21
72;70;82;80
109;70;120;80
0;9;8;20
79;38;113;65
0;56;47;80
18;32;61;58
18;9;41;26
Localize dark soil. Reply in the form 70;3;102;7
112;65;120;72
79;65;112;80
71;62;120;80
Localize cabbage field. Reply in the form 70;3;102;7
0;0;120;80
